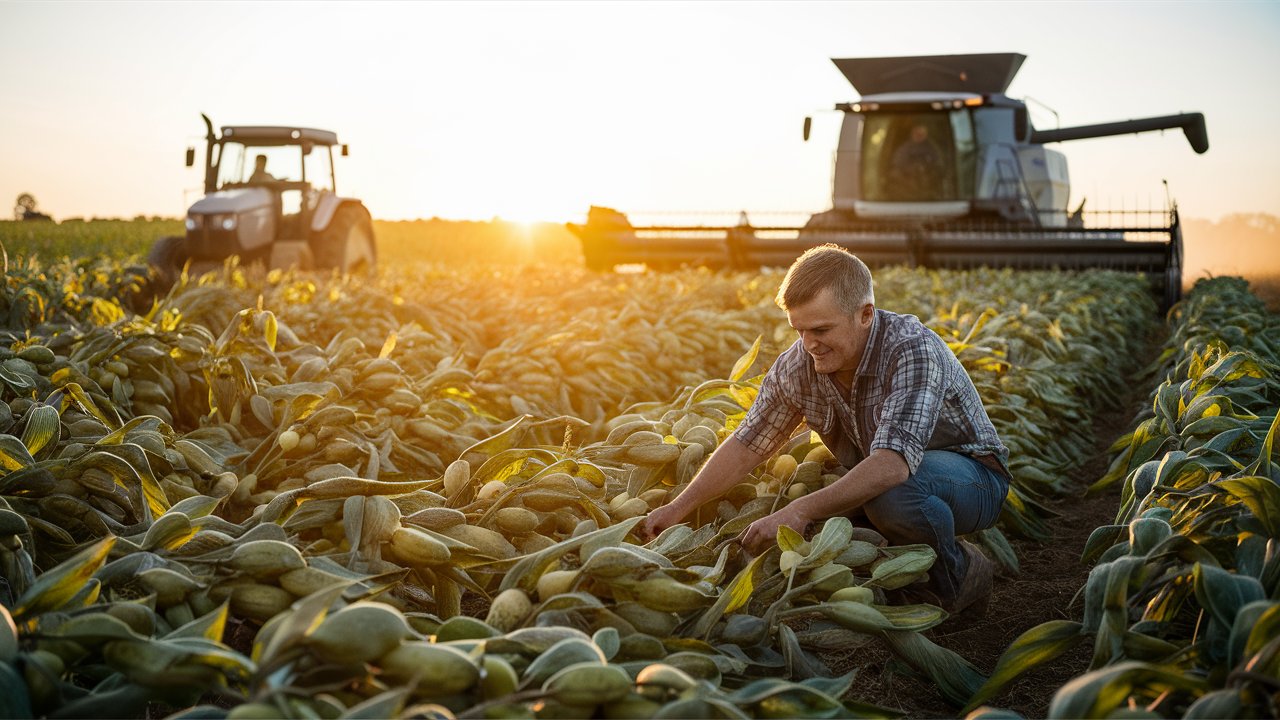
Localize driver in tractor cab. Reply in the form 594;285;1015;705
248;155;278;184
248;154;285;234
889;124;944;201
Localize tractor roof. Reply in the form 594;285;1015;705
833;53;1026;96
220;126;339;145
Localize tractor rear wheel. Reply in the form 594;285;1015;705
312;207;376;274
147;235;187;289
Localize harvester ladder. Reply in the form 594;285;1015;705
994;158;1024;200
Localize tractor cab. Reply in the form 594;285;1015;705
187;124;344;259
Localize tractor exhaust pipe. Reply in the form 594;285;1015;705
200;113;218;194
1031;112;1208;154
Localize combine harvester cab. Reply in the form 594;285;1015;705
571;53;1208;311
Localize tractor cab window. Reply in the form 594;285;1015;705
861;110;975;202
215;143;302;189
303;145;334;193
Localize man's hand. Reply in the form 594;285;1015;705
637;436;771;543
640;503;686;542
740;503;812;555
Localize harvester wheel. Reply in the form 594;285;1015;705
313;207;376;274
1165;265;1183;313
147;235;187;289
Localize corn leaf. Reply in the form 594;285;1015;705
1244;410;1280;480
799;517;853;570
778;623;831;680
496;517;641;592
0;434;33;472
460;415;530;462
19;404;60;458
168;600;230;643
1213;474;1280;535
729;335;762;383
963;620;1085;713
63;381;121;430
378;329;397;359
255;582;352;666
882;629;987;707
873;603;948;632
868;546;935;590
12;536;116;621
690;552;767;638
1047;661;1207;719
1193;562;1264;631
776;525;805;553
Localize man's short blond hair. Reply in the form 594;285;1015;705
775;244;874;316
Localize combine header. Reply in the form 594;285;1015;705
570;53;1208;310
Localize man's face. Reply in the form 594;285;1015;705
786;287;874;381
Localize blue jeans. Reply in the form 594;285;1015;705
861;450;1008;601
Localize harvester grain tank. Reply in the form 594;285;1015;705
149;114;376;284
571;53;1208;310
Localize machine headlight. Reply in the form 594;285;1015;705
185;215;202;231
205;213;238;231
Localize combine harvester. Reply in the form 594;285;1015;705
571;53;1208;310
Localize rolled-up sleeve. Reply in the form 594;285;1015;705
733;368;803;459
870;340;946;474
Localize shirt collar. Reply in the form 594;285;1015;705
854;309;882;378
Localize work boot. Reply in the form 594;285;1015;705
948;540;994;616
885;580;945;609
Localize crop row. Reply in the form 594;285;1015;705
0;258;1162;718
967;276;1280;719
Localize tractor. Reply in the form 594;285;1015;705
149;114;376;283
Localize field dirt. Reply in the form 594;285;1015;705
824;363;1155;717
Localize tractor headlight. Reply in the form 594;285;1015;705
185;214;203;231
219;214;238;231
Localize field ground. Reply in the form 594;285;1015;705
2;215;1269;712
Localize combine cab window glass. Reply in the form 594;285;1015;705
950;111;977;199
216;143;302;189
861;111;973;202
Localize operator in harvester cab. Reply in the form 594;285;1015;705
889;124;944;201
248;155;278;184
641;244;1011;616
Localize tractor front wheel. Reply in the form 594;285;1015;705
147;235;187;289
312;207;376;274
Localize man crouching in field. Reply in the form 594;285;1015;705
642;244;1010;615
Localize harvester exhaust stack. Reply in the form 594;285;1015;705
570;52;1208;312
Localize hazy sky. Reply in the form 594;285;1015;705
1;1;1277;223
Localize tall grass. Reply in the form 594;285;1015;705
0;219;181;264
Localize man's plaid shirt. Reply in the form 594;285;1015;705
734;309;1010;476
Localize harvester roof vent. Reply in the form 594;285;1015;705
833;53;1026;95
